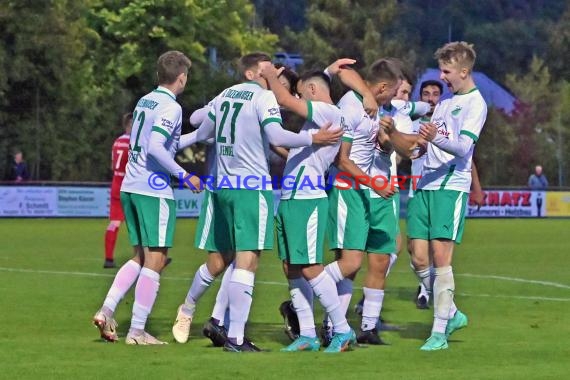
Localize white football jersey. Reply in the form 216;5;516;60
281;101;344;200
331;91;378;189
418;88;487;192
207;82;282;189
121;87;182;199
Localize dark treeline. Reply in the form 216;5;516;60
2;0;569;186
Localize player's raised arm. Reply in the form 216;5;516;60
326;58;378;117
260;62;310;118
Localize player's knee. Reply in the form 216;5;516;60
206;255;227;276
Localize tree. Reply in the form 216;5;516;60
0;0;279;181
282;0;417;71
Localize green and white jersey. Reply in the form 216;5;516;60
332;91;378;189
369;105;410;197
281;101;344;200
207;82;282;189
122;87;182;199
418;88;487;192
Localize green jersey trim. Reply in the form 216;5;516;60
307;100;313;123
454;87;479;96
410;101;416;116
341;136;353;143
208;111;215;122
261;117;282;128
353;91;364;104
440;164;457;190
151;126;171;139
460;130;479;142
152;89;176;101
290;165;306;200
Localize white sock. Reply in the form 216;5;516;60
310;271;350;334
415;267;432;295
324;261;344;282
432;266;455;334
182;264;215;316
102;260;141;315
419;282;430;299
361;287;384;331
211;261;234;326
386;253;398;277
289;277;316;338
227;269;255;345
336;278;353;318
130;268;160;333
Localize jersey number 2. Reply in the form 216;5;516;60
131;110;145;152
216;101;243;144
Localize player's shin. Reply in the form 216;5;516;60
289;277;316;337
310;271;350;334
432;266;455;334
227;269;255;345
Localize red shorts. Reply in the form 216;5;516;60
109;194;125;221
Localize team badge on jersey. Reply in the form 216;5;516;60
451;105;462;116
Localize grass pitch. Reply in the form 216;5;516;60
1;218;569;379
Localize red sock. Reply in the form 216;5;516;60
105;224;119;261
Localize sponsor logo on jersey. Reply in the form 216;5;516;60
161;118;174;128
434;119;450;138
268;107;280;116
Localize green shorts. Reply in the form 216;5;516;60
366;191;398;254
213;189;274;252
327;187;369;251
407;189;468;243
120;192;176;248
194;190;217;252
276;198;328;265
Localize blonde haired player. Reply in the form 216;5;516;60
381;41;487;350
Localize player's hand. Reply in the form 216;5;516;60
411;141;427;159
363;94;378;118
419;122;438;141
470;189;485;210
312;122;343;145
379;115;395;134
326;58;357;76
182;173;203;193
259;61;280;79
371;177;396;199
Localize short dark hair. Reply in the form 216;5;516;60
420;80;444;94
157;51;192;85
367;59;402;85
299;70;331;91
275;64;299;95
238;52;272;78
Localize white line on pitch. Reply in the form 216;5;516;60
1;266;569;303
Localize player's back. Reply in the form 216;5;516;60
338;91;377;170
281;101;343;200
112;134;130;177
211;82;282;189
122;88;182;199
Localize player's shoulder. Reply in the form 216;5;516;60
469;88;487;108
337;90;360;107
